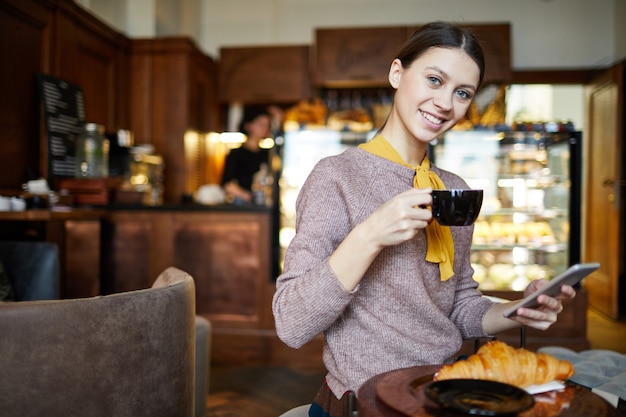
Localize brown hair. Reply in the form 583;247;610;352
396;21;486;88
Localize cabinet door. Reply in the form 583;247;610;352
219;45;311;104
405;23;511;85
461;24;512;84
314;26;409;88
171;211;272;328
583;65;623;319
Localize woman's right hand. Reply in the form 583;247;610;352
362;187;433;249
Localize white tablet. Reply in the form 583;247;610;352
502;263;600;318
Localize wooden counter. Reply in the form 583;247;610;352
0;208;105;298
0;205;322;368
0;205;590;368
101;205;323;368
102;207;274;329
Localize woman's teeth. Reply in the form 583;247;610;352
421;111;443;125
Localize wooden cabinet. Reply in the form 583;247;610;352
406;23;512;85
219;45;311;104
314;26;409;88
316;24;511;87
130;38;219;203
460;23;512;84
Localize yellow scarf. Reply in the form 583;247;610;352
359;135;455;281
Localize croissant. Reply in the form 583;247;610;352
434;341;574;388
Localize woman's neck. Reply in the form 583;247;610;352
378;128;427;166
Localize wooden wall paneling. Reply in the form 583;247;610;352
113;37;131;130
314;27;408;88
171;211;273;328
149;212;175;280
129;38;219;203
128;40;154;145
0;0;54;191
133;43;152;184
461;23;512;84
63;219;101;298
192;52;220;132
101;211;155;294
151;38;193;204
219;45;311;104
53;2;126;130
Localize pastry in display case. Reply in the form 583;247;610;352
429;130;582;293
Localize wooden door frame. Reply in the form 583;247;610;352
583;62;625;319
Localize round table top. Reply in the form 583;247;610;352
357;365;621;417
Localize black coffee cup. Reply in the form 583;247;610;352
431;189;483;226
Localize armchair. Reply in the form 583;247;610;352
0;266;196;417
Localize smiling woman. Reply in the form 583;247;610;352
272;21;577;417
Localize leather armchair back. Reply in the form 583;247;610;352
0;267;196;417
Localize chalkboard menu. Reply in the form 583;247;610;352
38;73;86;177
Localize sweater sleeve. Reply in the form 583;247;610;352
272;157;358;348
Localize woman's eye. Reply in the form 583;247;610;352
456;90;472;100
428;76;442;86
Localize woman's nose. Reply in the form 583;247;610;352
433;90;453;111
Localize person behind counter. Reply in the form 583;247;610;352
221;108;273;203
272;21;576;417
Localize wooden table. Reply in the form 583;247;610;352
357;365;621;417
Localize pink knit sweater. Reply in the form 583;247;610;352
272;147;494;398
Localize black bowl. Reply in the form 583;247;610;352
431;189;483;226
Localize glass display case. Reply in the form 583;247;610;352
277;129;369;271
430;130;582;292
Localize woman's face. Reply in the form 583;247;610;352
388;47;480;146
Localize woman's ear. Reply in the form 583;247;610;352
388;59;403;89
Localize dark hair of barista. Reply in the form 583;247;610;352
221;107;271;203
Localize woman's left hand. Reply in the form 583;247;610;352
511;279;577;330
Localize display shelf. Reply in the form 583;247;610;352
472;243;567;253
477;208;568;219
431;130;583;293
